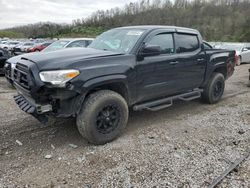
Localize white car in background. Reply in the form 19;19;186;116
0;40;9;48
221;43;250;65
12;42;35;55
42;38;94;52
1;41;21;51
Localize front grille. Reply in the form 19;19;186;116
14;63;30;90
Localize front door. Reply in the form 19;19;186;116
136;31;181;102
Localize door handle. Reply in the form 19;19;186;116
197;58;205;62
169;61;179;65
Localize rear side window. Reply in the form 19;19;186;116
147;33;174;54
175;34;199;53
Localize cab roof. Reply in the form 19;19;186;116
115;25;199;35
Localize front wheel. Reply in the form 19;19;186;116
77;90;128;145
201;73;225;104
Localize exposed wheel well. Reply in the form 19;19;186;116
214;67;227;78
86;82;129;103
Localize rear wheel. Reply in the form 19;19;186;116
201;73;225;104
77;90;128;145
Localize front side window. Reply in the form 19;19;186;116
175;34;199;53
146;33;174;54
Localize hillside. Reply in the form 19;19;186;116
1;0;250;42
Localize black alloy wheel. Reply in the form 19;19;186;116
96;105;120;134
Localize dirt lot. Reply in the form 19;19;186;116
0;65;250;188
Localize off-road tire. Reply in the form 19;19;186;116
201;73;225;104
76;90;128;145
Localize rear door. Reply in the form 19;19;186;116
174;33;206;90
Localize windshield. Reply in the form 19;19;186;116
43;40;69;52
221;44;243;51
89;29;145;53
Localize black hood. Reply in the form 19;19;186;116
21;47;123;70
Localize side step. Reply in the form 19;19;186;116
133;89;203;111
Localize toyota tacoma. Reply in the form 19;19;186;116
12;26;236;144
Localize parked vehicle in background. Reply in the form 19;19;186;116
220;43;250;65
27;41;53;52
12;42;35;55
42;38;94;52
2;41;20;51
0;40;9;49
211;42;224;49
4;38;94;84
0;48;10;75
12;26;236;144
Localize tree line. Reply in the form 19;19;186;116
2;0;250;42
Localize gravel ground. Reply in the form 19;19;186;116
0;65;250;188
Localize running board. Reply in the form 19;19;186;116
133;89;203;111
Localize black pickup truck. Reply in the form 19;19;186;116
13;26;236;144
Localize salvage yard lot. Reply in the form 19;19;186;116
0;65;250;187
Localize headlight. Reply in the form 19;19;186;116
39;69;80;87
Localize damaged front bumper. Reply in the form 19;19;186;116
14;84;86;124
14;94;52;123
12;60;86;123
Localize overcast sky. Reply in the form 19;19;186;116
0;0;135;29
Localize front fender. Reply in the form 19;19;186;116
72;74;131;115
81;74;128;92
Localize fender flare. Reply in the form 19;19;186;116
73;74;130;115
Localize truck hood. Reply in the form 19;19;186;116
20;47;123;70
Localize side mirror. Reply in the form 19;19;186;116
141;45;161;56
242;48;249;52
201;43;205;50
